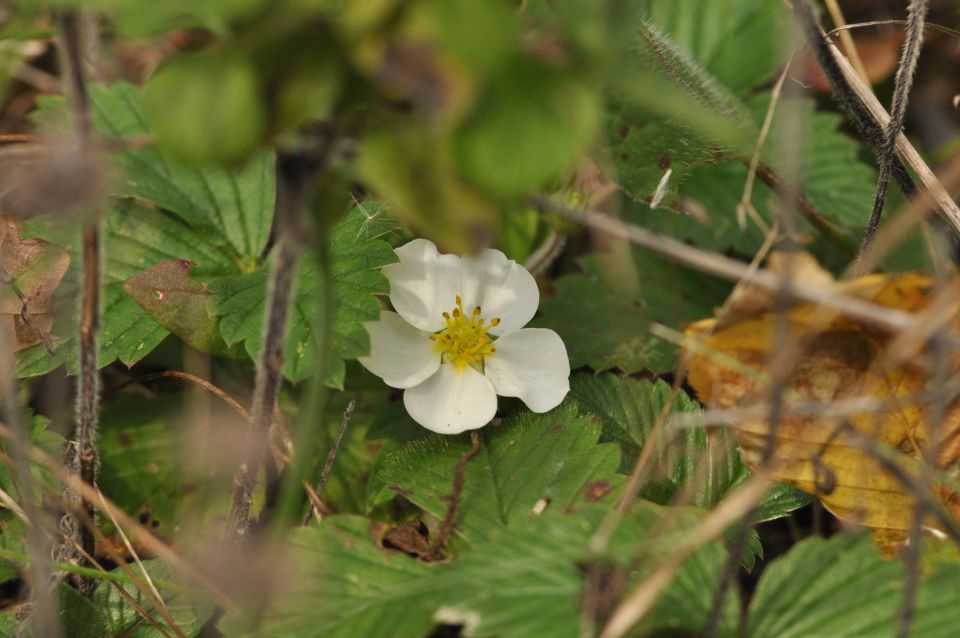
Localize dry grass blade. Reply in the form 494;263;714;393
825;39;960;234
0;421;241;613
532;196;922;335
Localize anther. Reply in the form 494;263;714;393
455;295;462;305
490;317;501;326
473;306;481;316
453;308;460;317
429;335;437;341
442;311;450;319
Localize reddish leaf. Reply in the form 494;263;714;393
123;259;234;357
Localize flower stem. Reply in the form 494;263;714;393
429;430;483;560
55;8;101;598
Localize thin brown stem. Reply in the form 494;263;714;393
428;430;483;560
304;399;356;525
752;162;856;255
223;233;300;544
109;371;251;421
531;196;922;335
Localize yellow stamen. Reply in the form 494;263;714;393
430;295;501;371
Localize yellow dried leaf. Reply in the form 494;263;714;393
0;214;70;351
684;252;959;554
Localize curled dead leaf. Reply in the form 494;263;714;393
684;252;960;554
0;214;70;352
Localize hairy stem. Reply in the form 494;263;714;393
862;0;929;253
224;231;300;544
55;9;101;598
793;1;917;199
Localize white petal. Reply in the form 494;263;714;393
484;328;570;413
384;238;462;333
460;248;539;335
404;364;497;434
359;311;439;389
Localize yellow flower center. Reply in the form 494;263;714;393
430;295;500;372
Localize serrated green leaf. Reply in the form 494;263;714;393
242;502;739;638
639;0;788;94
536;248;730;374
636;95;872;257
604;20;755;204
16;198;241;375
210;206;397;387
378;401;622;543
222;516;435;638
88;82;275;265
570;373;811;522
747;533;960;638
93;560;215;638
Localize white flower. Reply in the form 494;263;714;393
360;238;571;434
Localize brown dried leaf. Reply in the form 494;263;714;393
0;214;70;351
685;252;960;554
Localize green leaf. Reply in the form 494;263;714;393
747;533;960;638
604;20;754;204
89;82;275;265
570;373;811;521
93;560;215;638
144;52;266;164
639;0;788;94
637;95;872;256
0;413;64;499
98;395;191;538
222;516;435;638
453;63;598;196
56;584;109;638
16;198;242;375
123;260;237;357
377;401;622;543
210;205;398;387
536;248;730;374
241;503;739;638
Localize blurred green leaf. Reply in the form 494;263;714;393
453;64;598;196
210;205;397;387
377;401;622;543
93;560;215;638
20;0;267;37
144;53;266;164
358;126;499;252
57;584;109;638
98;395;189;538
